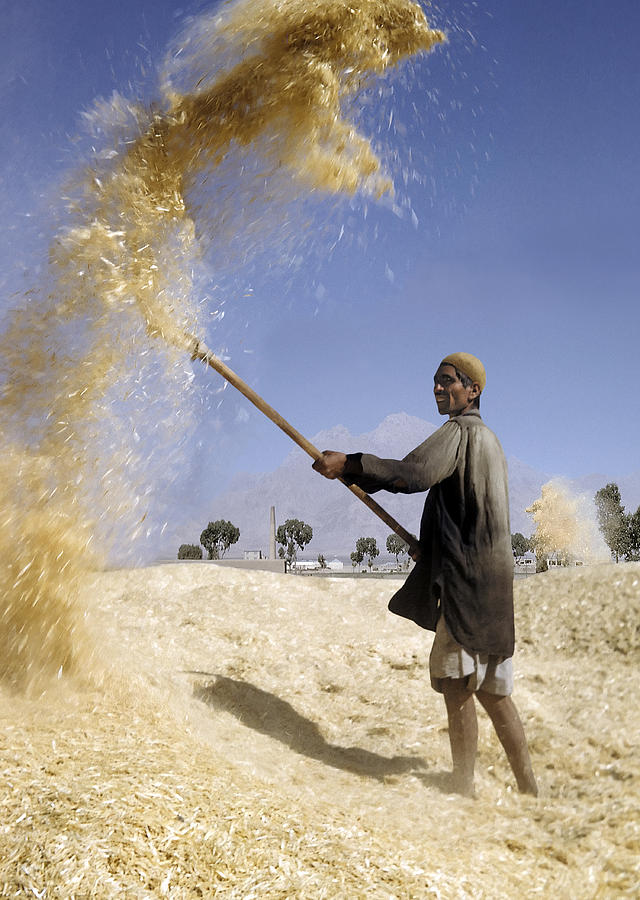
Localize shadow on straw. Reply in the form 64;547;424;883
191;672;428;783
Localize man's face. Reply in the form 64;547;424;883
433;364;479;418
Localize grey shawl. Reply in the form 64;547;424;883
346;410;515;657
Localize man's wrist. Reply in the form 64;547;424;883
343;452;363;476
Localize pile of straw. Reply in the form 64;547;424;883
1;562;638;897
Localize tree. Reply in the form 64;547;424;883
276;518;313;565
536;555;548;574
200;520;240;560
178;543;203;560
625;507;640;561
594;483;628;562
350;551;361;570
511;533;530;557
386;533;408;568
317;554;327;569
355;536;379;570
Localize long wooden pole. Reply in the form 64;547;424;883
189;336;420;557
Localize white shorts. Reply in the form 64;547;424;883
429;615;513;696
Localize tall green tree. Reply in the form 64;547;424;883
386;533;408;567
511;533;531;557
276;518;313;565
200;520;240;560
594;483;628;561
355;536;379;570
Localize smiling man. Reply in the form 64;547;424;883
312;352;537;797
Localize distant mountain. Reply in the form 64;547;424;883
202;412;640;558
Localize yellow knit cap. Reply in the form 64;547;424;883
440;352;486;392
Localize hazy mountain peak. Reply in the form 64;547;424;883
186;414;640;558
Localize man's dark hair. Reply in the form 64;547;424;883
455;367;481;410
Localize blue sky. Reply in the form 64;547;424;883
2;0;639;504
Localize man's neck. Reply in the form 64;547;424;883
449;404;479;419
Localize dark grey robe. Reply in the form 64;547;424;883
346;410;515;657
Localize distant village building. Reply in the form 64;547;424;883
290;558;344;573
514;551;587;575
244;550;263;560
292;560;321;571
514;552;536;575
545;552;585;569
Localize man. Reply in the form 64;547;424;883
312;352;537;797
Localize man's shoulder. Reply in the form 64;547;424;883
450;410;485;429
452;412;505;452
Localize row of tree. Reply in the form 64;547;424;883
180;482;640;570
178;517;315;563
179;519;412;570
349;534;410;570
178;519;242;560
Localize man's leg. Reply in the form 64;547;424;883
441;677;478;796
476;690;538;795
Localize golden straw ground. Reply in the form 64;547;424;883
1;563;638;897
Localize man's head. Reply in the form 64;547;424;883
433;352;485;418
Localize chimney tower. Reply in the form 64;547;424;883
269;506;276;560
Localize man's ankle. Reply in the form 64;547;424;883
451;771;476;798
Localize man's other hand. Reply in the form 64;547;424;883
312;450;347;479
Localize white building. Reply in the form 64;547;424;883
292;560;321;571
514;552;536;574
545;552;585;569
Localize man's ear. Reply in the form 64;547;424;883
469;382;481;400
